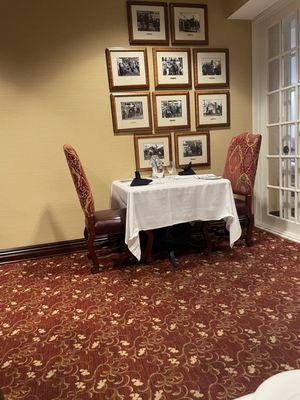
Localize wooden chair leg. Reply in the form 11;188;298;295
202;222;213;253
83;228;92;260
245;214;254;247
86;234;101;274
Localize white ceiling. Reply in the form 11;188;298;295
228;0;281;20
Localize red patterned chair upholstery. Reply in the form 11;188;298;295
63;144;127;273
223;132;262;245
202;133;262;250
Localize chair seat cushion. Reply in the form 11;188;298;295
234;198;247;216
94;208;126;236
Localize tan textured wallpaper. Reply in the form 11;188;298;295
0;0;252;249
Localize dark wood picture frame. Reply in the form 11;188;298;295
110;92;152;134
152;91;191;131
134;133;172;171
127;1;169;45
153;48;192;89
194;48;229;89
170;3;208;45
174;130;211;168
106;48;149;91
195;90;230;129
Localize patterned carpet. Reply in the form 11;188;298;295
0;229;299;400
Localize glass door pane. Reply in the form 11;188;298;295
268;93;280;123
297;125;300;155
282;52;296;86
268;126;280;155
282;14;297;51
297;155;300;189
269;24;280;58
281;190;295;220
282;88;296;121
282;159;296;187
269;59;280;91
290;191;296;219
268;188;280;217
269;158;280;186
281;190;289;219
282;124;296;154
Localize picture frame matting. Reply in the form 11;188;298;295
106;47;150;91
134;133;172;171
170;3;208;45
194;48;229;89
153;47;192;89
111;92;152;134
174;131;211;168
152;91;191;131
127;1;169;45
195;90;230;129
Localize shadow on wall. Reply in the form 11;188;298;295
224;0;250;17
33;206;74;244
0;0;125;87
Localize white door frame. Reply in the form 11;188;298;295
253;0;300;242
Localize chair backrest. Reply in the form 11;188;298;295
223;132;262;196
63;144;95;218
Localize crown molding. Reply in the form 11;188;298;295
228;0;291;21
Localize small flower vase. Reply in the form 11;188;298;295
152;164;158;179
150;155;164;179
156;165;164;179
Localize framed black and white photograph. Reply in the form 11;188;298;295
127;1;169;45
195;91;230;129
106;48;149;91
153;91;190;131
194;49;229;88
134;133;172;170
170;3;208;45
175;131;210;168
110;93;152;133
153;48;192;89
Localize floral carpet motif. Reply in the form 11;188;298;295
0;229;299;400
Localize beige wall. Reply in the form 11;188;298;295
0;0;252;249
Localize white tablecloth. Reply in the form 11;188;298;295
111;176;242;260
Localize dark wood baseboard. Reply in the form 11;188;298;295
0;235;118;265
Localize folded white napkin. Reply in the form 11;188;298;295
197;174;222;180
174;175;196;179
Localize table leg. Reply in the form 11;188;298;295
143;230;154;264
203;222;213;254
169;250;179;268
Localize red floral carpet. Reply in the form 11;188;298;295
0;229;299;400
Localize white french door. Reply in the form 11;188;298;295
253;0;300;241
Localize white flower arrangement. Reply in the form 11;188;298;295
150;155;164;168
150;155;164;178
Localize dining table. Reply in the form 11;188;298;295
111;174;242;261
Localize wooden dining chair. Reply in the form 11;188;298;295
63;144;127;274
202;132;262;250
223;132;262;246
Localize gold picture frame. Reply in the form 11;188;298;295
134;133;172;171
111;92;152;134
153;48;192;89
106;48;149;91
127;1;169;45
